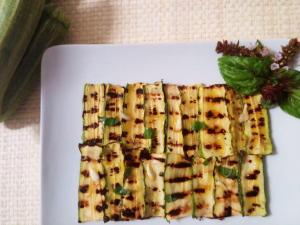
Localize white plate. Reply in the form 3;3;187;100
41;41;300;225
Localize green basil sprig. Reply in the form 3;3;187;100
279;89;300;118
218;56;271;95
217;166;238;179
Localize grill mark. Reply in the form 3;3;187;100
205;97;229;104
140;149;151;160
90;92;98;100
192;173;203;179
126;195;134;201
205;110;225;119
245;170;260;180
111;214;121;221
81;170;89;177
83;122;98;130
79;185;89;193
96;189;107;195
136;104;143;109
105;106;120;112
182;114;189;120
78;200;89;208
135;118;144;124
170;192;189;200
126;161;140;168
107;91;123;98
152;187;158;191
168;208;182;217
95;204;105;212
122;208;136;218
135;134;144;139
81;138;102;146
98;172;106;179
123;103;128;108
194;188;205;193
136;88;144;95
207;127;226;135
167;162;191;168
171;96;180;100
228;160;238;166
113;167;120;173
167;142;183;147
82;107;99;115
165;176;191;183
81;156;91;162
224;206;232;217
152;157;165;163
122;131;128;137
246;186;260;197
182;128;193;136
109;133;121;141
83;95;87;102
183;145;197;151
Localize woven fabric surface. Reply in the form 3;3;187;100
0;0;299;224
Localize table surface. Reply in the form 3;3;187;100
1;1;300;224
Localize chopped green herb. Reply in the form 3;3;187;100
217;166;238;179
192;121;207;131
165;194;177;203
203;157;212;166
124;167;132;179
144;128;155;139
99;117;119;126
113;185;129;196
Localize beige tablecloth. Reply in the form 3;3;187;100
1;0;299;224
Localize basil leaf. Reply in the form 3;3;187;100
144;128;155;139
217;166;238;179
218;56;271;95
99;117;119;126
165;194;177;203
203;157;212;166
192;121;207;131
279;89;300;118
279;69;300;87
113;185;129;195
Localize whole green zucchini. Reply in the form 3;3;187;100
0;0;45;118
0;4;70;121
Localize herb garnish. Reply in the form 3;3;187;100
192;121;207;131
113;185;129;195
217;166;238;179
144;128;155;139
203;157;212;166
165;194;178;203
99;117;119;126
216;38;300;119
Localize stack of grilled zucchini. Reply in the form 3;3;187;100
78;82;272;222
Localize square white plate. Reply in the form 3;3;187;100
41;41;300;225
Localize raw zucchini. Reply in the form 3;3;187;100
164;153;193;220
179;85;200;158
241;155;267;216
0;4;69;121
143;153;166;217
192;157;215;218
0;0;44;120
78;145;106;222
82;84;105;144
144;82;166;153
102;142;125;221
243;94;273;155
200;85;233;158
214;156;242;217
164;84;184;155
103;84;124;144
122;83;146;149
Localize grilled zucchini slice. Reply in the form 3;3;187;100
192;157;215;218
144;82;166;153
164;84;184;155
122;154;145;220
214;156;242;218
78;145;106;222
82;84;105;144
241;155;267;216
243;94;273;155
165;153;193;220
179;85;200;158
226;88;246;153
200;85;233;158
143;153;166;217
122;83;146;149
102;142;125;221
103;84;124;144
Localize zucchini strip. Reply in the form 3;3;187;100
164;84;184;155
122;83;146;149
102;142;125;221
78;145;106;222
241;155;267;216
200;85;233;158
121;151;145;220
143;153;166;217
144;82;166;153
179;85;200;158
192;157;215;218
165;153;193;220
82;84;105;144
243;94;273;155
103;84;124;145
214;156;242;217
